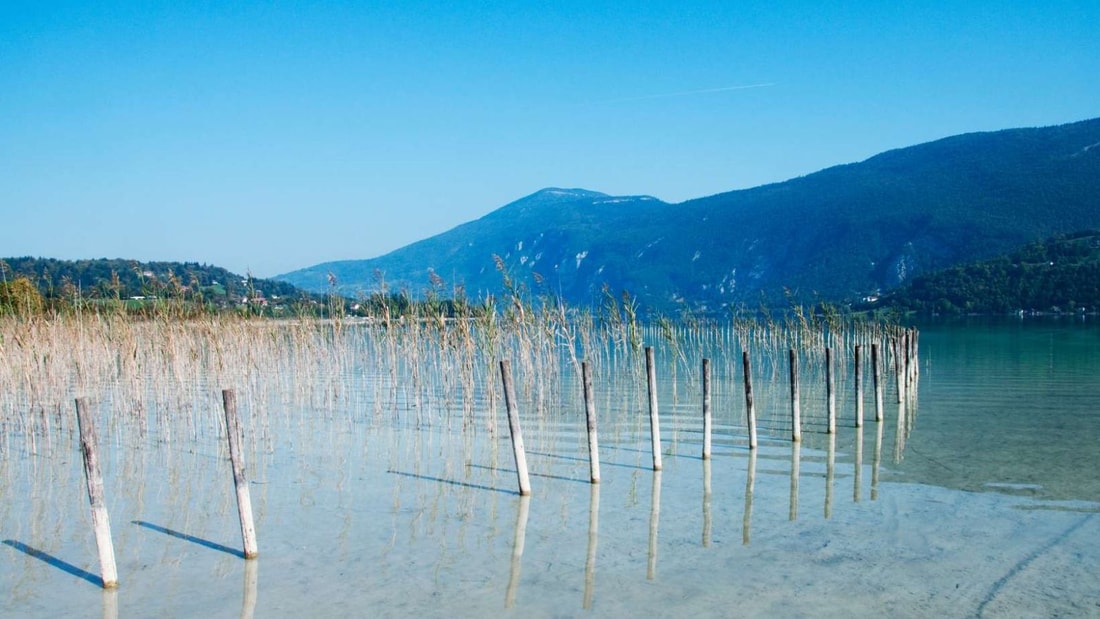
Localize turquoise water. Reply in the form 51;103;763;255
2;319;1099;617
893;318;1100;502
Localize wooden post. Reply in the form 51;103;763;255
74;398;119;589
499;361;532;496
222;389;259;559
582;361;601;484
894;335;904;404
907;329;919;395
789;350;801;442
742;351;758;449
702;358;712;459
854;344;864;428
645;347;663;471
872;343;884;422
825;347;836;434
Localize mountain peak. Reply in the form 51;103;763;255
531;187;608;200
277;117;1100;312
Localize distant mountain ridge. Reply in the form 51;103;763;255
278;118;1100;313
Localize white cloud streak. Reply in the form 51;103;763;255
593;82;776;104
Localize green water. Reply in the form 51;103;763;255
895;318;1100;502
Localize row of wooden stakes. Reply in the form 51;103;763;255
499;333;920;497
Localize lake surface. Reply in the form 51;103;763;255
3;319;1099;617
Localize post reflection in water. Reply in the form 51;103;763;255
583;484;599;610
241;559;258;619
825;433;836;519
743;450;756;545
702;460;712;548
854;426;864;503
505;495;531;609
789;441;801;521
894;399;906;464
102;587;118;619
647;471;662;580
872;419;883;501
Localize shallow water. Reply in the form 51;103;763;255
2;319;1099;617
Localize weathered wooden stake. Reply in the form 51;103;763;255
742;351;758;449
581;361;601;484
872;343;884;422
645;347;663;471
74;397;119;589
825;347;836;434
894;335;905;404
854;344;864;428
222;389;259;559
789;349;801;442
702;358;712;459
499;361;532;496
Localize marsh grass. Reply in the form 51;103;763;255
0;296;912;470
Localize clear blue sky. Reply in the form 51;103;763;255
2;1;1097;277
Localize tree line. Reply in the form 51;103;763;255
871;230;1100;315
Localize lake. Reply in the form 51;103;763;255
2;318;1099;617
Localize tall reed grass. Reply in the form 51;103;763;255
0;295;910;460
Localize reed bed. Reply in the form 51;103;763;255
0;300;911;464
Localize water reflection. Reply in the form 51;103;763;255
743;451;756;545
583;484;599;610
702;460;712;548
873;419;883;501
854;427;864;503
789;441;801;521
894;399;906;464
505;495;530;608
102;587;118;619
647;471;662;580
241;559;258;619
825;433;836;519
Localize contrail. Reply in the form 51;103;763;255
592;82;776;104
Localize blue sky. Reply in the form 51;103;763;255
2;1;1097;277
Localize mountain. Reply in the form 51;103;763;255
277;118;1100;313
870;230;1100;315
